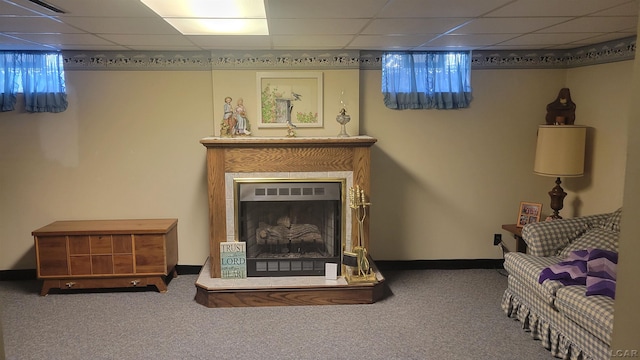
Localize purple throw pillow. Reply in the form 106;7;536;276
538;249;589;286
586;249;618;299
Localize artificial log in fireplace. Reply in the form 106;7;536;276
197;136;384;307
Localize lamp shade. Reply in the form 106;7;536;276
534;125;586;177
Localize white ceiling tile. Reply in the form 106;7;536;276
12;33;118;46
187;35;272;49
379;0;514;18
362;18;470;35
0;16;83;33
539;16;638;33
590;2;639;16
0;33;53;48
425;34;518;47
570;32;637;44
55;44;131;51
271;35;353;48
125;44;203;51
269;19;369;35
452;17;573;34
46;0;158;17
267;0;388;18
499;33;603;46
0;1;44;15
0;0;636;51
59;17;180;35
98;34;194;46
488;0;632;17
349;35;438;49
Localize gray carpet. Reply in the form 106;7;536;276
0;269;556;360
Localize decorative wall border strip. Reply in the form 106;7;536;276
61;36;635;71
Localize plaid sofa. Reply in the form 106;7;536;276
502;209;621;360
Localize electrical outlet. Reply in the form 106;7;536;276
493;234;502;246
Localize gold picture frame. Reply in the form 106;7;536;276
256;71;323;128
516;201;542;228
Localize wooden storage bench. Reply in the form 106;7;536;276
32;219;178;296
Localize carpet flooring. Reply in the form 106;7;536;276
0;269;557;360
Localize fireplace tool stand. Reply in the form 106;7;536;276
343;185;376;284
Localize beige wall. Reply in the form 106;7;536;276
0;68;359;270
361;62;631;260
0;70;214;269
0;61;632;269
212;70;360;137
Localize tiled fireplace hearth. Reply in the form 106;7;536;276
196;136;384;307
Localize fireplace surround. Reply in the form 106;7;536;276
197;136;383;307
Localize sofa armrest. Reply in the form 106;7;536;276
521;213;610;257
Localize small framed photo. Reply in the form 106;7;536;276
516;201;542;228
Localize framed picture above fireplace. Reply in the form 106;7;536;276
256;71;323;128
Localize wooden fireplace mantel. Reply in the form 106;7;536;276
200;135;377;278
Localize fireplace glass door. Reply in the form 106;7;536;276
236;180;343;277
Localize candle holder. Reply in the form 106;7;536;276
336;108;350;137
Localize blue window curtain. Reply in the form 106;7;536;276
0;51;68;113
381;51;472;110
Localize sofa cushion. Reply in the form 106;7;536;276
558;227;619;258
601;207;622;232
504;252;564;306
555;285;614;346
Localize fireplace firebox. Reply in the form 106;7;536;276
235;179;344;277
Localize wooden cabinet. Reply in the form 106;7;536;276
33;219;178;295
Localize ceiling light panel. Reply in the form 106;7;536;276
165;18;268;35
140;0;268;35
140;0;266;18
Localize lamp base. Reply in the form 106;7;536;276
548;177;567;219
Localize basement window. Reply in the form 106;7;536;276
381;51;472;110
0;51;68;113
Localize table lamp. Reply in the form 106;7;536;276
533;125;586;219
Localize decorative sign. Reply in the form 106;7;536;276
220;242;247;279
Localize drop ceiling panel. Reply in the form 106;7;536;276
362;18;470;35
452;17;573;34
98;34;195;47
348;35;439;49
539;16;638;33
487;0;634;17
0;1;42;15
269;19;369;35
271;35;354;49
45;0;157;17
13;33;117;46
266;0;389;18
0;16;83;33
424;34;519;48
59;17;181;35
187;35;272;50
570;32;637;45
0;0;637;51
499;33;603;46
379;0;515;18
592;2;640;16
